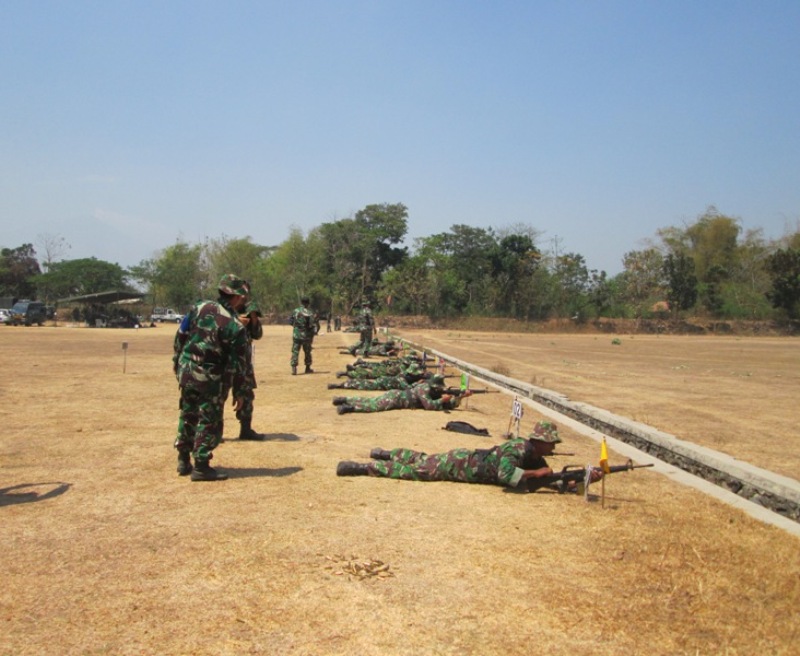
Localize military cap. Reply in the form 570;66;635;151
430;374;446;387
218;274;249;297
527;420;562;444
245;301;262;316
361;300;371;306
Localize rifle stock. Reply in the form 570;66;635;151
525;459;653;494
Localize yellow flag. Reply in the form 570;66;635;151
600;438;611;474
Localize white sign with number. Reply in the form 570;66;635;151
511;398;523;419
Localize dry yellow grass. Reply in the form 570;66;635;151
1;325;799;655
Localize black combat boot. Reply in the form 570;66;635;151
190;460;228;482
305;365;314;374
238;418;264;441
328;383;344;389
336;371;348;378
336;461;370;476
336;404;355;415
177;451;193;476
369;448;392;460
291;366;297;375
331;396;348;406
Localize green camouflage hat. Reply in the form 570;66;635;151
218;274;249;297
527;420;562;444
430;374;446;387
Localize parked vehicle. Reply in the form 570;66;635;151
5;300;47;326
150;307;183;323
0;309;11;323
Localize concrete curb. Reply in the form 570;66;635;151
404;339;800;536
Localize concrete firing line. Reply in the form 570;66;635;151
398;338;800;538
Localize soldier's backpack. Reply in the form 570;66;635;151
442;421;490;436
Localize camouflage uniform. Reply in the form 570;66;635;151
367;439;548;487
342;422;563;489
356;302;375;356
173;279;252;467
290;298;316;373
344;361;409;379
333;373;418;391
236;299;263;427
335;377;460;412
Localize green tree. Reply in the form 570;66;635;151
139;241;206;311
263;227;327;312
0;244;42;299
317;203;409;315
488;233;542;317
35;258;130;299
621;248;664;321
552;252;590;319
377;252;436;315
662;252;698;314
203;235;277;310
765;248;800;319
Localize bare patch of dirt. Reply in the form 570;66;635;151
1;325;798;655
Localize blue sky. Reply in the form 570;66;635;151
2;1;798;275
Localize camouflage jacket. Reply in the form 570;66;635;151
291;306;316;340
173;298;252;399
357;307;375;331
474;438;548;487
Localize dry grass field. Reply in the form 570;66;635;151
1;324;799;656
393;328;800;480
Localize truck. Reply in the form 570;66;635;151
150;307;183;323
5;300;47;326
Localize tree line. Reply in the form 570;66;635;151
2;204;799;321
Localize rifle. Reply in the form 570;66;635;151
443;386;500;396
525;459;654;494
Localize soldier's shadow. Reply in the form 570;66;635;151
225;466;303;480
224;432;301;442
0;482;71;507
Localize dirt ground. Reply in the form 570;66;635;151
1;325;799;656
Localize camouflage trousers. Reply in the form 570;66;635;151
174;386;226;462
235;372;257;422
290;339;313;367
343;389;415;412
368;448;484;483
235;389;255;422
359;328;373;355
339;376;411;391
347;365;405;379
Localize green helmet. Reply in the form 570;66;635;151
430;374;446;387
527;420;562;444
218;274;249;297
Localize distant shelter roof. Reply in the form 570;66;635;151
57;290;146;305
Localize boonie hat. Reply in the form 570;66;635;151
218;274;249;297
527;420;562;444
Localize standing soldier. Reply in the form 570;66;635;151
290;296;316;375
237;293;265;440
357;300;376;357
173;274;251;481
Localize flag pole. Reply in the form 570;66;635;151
600;437;610;508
